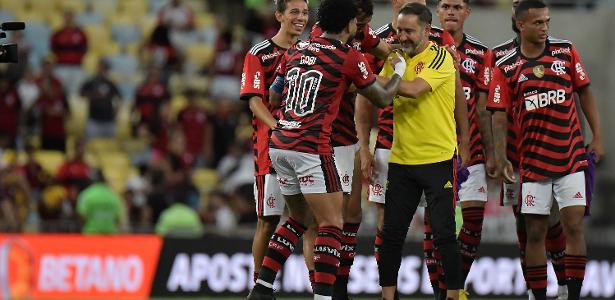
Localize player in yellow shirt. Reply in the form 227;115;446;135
376;3;462;300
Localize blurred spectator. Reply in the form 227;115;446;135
56;140;91;202
211;101;242;166
19;144;52;195
51;10;88;95
77;1;104;26
0;161;31;232
200;190;237;232
216;141;253;195
155;195;203;238
157;0;195;50
35;60;69;151
158;132;200;208
142;25;182;73
38;184;70;232
133;66;170;131
0;75;22;149
5;31;32;84
77;171;127;234
80;59;121;140
176;90;214;167
124;164;152;231
208;28;243;100
17;68;41;138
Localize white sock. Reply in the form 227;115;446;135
528;289;536;300
557;285;569;297
314;294;332;300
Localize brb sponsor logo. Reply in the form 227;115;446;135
524;89;566;111
299;175;315;186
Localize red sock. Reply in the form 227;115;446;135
527;265;548;300
423;215;441;291
564;255;587;300
334;223;360;296
546;222;566;286
458;206;485;281
258;218;306;288
313;226;342;297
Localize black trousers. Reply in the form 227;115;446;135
378;160;462;289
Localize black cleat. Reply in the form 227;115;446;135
246;288;276;300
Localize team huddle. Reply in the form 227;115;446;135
239;0;603;300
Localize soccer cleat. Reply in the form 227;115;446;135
555;285;568;300
459;289;470;300
247;288;276;300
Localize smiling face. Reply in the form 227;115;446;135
397;13;429;56
276;0;309;36
437;0;470;33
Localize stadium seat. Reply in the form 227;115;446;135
81;52;100;74
77;11;104;26
117;0;147;18
87;0;117;17
84;24;112;55
148;0;168;14
34;150;65;175
111;23;142;45
24;21;51;63
192;168;220;193
169;95;188;119
195;13;215;29
103;166;136;193
139;15;158;39
0;10;14;22
0;0;25;14
185;43;214;71
87;138;121;154
57;0;86;13
23;0;56;15
67;95;87;137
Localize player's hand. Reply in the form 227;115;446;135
497;158;516;184
445;45;460;70
389;52;407;77
389;43;403;51
587;137;604;163
485;153;497;179
359;147;375;181
458;140;470;169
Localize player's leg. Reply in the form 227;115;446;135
521;180;552;300
368;148;390;265
545;203;567;299
334;145;363;299
421;160;462;300
553;172;587;300
251;174;284;283
304;221;317;289
250;150;311;299
379;163;423;300
297;152;345;299
456;164;489;285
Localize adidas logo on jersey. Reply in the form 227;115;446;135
478;186;486;193
443;181;453;189
518;74;528;83
573;192;584;199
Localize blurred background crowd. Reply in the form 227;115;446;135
0;0;611;244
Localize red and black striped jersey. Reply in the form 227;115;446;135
457;34;491;166
487;37;590;182
310;23;381;147
492;37;521;167
240;39;286;175
372;24;456;150
270;37;376;154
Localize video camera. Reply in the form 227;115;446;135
0;22;26;63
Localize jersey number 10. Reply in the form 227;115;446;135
284;67;323;117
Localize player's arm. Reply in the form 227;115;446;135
369;40;393;60
249;96;277;130
241;51;279;129
578;86;604;161
454;71;470;168
476;90;497;177
487;67;515;183
355;94;376;179
356;53;405;108
378;76;432;99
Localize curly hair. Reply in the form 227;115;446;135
317;0;358;33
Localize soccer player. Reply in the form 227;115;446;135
488;1;603;300
377;3;462;300
247;0;405;299
355;1;469;298
435;0;492;296
239;0;309;285
480;1;570;298
304;2;395;298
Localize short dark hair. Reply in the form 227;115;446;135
318;0;358;33
354;0;373;17
515;0;547;21
439;0;470;4
399;2;432;26
275;0;309;13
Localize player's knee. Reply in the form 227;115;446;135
562;220;583;240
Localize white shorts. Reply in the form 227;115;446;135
502;169;521;207
333;143;359;194
368;148;390;203
254;174;284;217
521;172;587;215
269;148;342;195
458;164;502;203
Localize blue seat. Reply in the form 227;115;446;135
111;24;142;45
